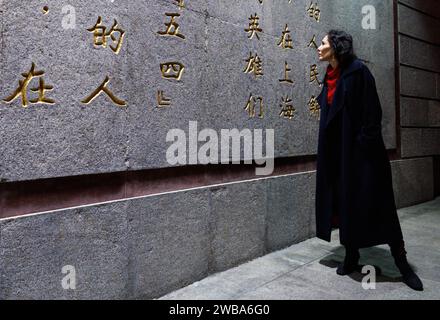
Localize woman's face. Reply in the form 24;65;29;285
317;35;334;62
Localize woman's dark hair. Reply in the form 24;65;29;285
327;29;357;69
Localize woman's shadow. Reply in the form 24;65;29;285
318;246;417;283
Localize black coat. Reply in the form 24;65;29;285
315;58;403;249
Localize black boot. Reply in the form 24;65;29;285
337;246;361;275
390;240;424;291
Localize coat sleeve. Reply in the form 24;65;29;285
356;65;383;153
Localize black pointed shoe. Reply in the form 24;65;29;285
336;262;361;275
336;247;360;276
395;257;424;291
402;271;424;291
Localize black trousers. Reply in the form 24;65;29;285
345;239;406;258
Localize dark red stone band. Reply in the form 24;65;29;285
0;151;399;219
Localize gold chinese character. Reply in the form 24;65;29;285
278;24;293;49
160;62;185;81
157;90;171;108
279;61;294;84
279;95;296;119
245;94;264;118
308;95;320;119
175;0;185;10
308;34;318;49
243;52;263;78
245;14;263;40
87;17;125;54
307;2;321;22
3;62;55;107
158;13;185;39
81;76;126;107
309;64;321;86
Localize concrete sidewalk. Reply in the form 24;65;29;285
160;197;440;300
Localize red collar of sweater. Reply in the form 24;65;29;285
326;64;341;105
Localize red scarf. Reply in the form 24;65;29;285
326;64;341;106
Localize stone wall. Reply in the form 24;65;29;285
0;0;438;299
0;0;396;182
398;0;440;201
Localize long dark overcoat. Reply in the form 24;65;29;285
315;58;404;249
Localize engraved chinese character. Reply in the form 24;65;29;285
87;17;125;54
309;64;321;86
279;95;296;119
243;52;263;78
279;61;294;85
307;2;321;22
245;14;263;40
161;62;185;81
3;62;55;107
175;0;185;10
278;24;293;49
245;94;264;118
308;95;320;119
81;76;126;107
157;90;171;108
158;13;185;39
308;34;318;49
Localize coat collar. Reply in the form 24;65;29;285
321;58;363;84
321;58;363;129
341;58;364;78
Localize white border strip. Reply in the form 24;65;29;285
1;170;317;222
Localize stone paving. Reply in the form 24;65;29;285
160;197;440;300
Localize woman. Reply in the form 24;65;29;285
315;30;423;291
